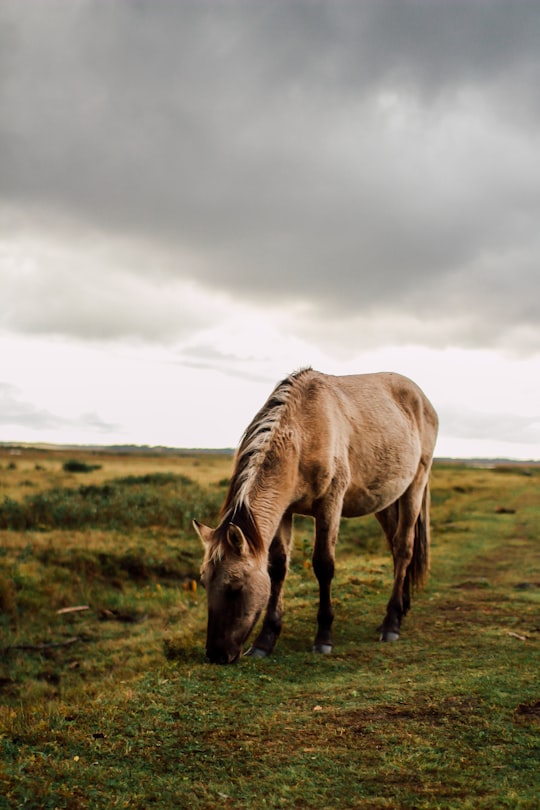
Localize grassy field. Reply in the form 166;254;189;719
0;447;539;809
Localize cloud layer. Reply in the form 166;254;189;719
2;0;540;351
2;2;540;457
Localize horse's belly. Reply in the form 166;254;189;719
341;494;384;518
341;479;410;518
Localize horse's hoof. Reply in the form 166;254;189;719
244;646;269;658
379;631;400;642
312;643;333;654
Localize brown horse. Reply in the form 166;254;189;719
194;368;438;664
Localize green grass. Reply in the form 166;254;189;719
1;454;539;808
0;472;225;531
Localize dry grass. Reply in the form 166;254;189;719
0;446;233;500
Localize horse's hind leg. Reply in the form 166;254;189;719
245;513;292;658
376;465;430;642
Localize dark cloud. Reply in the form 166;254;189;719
1;0;540;347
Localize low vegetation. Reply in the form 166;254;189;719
0;472;223;532
62;460;103;474
0;449;539;808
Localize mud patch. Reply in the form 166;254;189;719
327;696;478;734
515;700;540;720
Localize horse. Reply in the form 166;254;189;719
194;368;438;664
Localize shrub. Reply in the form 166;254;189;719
63;460;102;473
0;474;222;532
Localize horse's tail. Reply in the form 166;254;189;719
410;483;431;590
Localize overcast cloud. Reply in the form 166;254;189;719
1;0;540;455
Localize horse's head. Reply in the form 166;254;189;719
194;519;270;664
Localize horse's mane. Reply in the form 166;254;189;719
216;367;312;554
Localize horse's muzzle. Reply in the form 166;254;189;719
206;647;241;665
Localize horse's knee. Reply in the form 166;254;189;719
312;553;334;583
268;540;288;581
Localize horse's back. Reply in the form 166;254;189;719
335;371;438;446
300;370;437;447
293;371;438;516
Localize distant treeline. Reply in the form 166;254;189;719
0;442;235;456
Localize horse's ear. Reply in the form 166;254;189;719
227;523;248;556
193;519;213;548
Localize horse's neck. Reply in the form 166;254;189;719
245;460;295;547
229;415;298;547
247;489;284;548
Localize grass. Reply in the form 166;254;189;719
0;447;233;501
0;472;225;532
0;450;539;808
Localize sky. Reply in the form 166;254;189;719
1;0;540;459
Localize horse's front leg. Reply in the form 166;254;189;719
245;514;292;659
312;509;340;654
